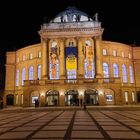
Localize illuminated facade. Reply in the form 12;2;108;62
4;7;140;107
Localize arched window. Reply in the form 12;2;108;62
50;42;59;79
129;65;134;83
16;70;19;86
84;40;94;78
122;64;127;83
113;63;119;77
37;65;41;80
103;63;109;82
22;68;26;85
29;66;34;80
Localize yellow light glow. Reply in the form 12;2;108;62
99;90;103;95
40;92;45;97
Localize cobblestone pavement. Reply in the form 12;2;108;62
0;109;140;139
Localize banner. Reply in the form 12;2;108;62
66;55;77;69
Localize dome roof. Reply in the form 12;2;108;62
52;7;92;23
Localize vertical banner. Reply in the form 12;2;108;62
65;47;77;79
65;47;77;70
85;44;94;78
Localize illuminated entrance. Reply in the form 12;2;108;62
6;94;14;105
65;90;79;106
84;89;99;105
46;90;59;106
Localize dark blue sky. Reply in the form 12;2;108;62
0;0;140;89
0;0;140;52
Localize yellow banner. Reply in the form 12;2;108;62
66;56;77;69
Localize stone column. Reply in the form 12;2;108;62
93;36;103;78
41;38;48;79
78;38;84;78
59;38;66;79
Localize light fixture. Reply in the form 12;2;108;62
40;92;45;97
99;90;104;95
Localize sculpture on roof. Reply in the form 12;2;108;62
94;13;98;21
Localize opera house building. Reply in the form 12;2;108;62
4;7;140;107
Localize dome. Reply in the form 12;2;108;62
52;7;92;23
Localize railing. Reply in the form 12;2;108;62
24;77;121;86
41;21;101;31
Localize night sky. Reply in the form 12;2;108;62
0;0;140;89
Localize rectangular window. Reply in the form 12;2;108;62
124;92;128;103
103;49;107;55
23;55;26;61
132;92;135;102
113;50;117;56
29;53;33;60
38;51;41;58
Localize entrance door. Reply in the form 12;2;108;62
137;91;140;102
84;89;99;105
6;94;14;105
46;90;59;106
65;90;79;106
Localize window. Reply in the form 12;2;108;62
122;52;124;58
22;55;26;61
37;65;41;80
38;51;41;58
84;60;94;78
29;66;34;80
84;40;94;78
132;92;135;102
113;50;117;56
16;70;19;86
122;64;127;83
29;53;33;60
129;65;134;83
124;91;128;103
22;68;26;85
103;63;109;82
50;42;59;79
103;49;107;55
113;63;119;77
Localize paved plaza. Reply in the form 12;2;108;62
0;107;140;139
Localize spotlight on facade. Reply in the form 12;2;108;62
79;91;84;96
99;90;104;96
40;92;45;97
60;92;63;96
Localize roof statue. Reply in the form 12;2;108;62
53;7;93;23
94;13;98;21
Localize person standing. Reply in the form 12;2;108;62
83;102;86;110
